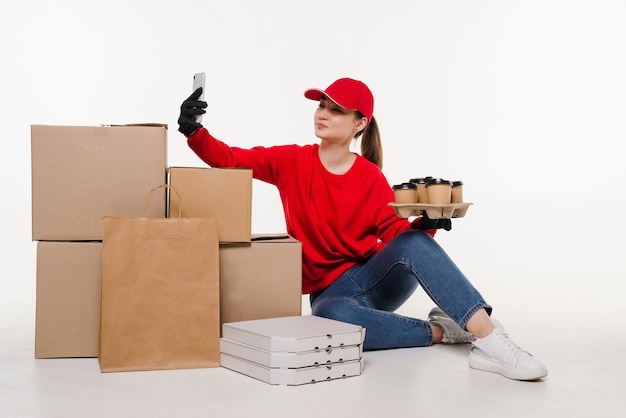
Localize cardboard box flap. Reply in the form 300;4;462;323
250;234;291;242
107;123;168;129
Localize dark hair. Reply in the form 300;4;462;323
355;111;382;169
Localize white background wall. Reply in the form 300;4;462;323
2;1;625;319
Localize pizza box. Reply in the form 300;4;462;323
220;337;362;369
220;353;363;386
221;315;365;353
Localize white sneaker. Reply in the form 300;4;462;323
428;307;474;344
469;328;548;381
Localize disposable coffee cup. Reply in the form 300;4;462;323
425;178;452;205
393;182;418;204
410;178;429;203
451;181;464;203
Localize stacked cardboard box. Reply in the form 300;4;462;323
168;167;252;243
32;124;168;359
220;315;365;385
34;241;103;358
219;235;302;328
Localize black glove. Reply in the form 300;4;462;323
177;87;207;136
420;211;452;231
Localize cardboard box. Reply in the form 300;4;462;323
168;167;252;243
35;241;102;358
219;235;302;327
31;124;168;241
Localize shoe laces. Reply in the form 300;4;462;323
494;329;527;355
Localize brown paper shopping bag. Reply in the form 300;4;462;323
100;185;220;372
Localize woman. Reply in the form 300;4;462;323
177;77;547;381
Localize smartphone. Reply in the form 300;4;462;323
192;72;206;123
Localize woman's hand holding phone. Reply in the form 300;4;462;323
178;73;207;136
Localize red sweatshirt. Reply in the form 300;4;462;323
187;128;429;294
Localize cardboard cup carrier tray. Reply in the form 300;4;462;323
389;202;473;219
220;315;365;385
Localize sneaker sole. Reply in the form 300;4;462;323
469;351;548;381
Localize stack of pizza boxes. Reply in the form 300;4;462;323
220;315;365;385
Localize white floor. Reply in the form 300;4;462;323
2;273;625;418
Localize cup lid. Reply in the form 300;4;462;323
425;178;452;186
393;182;417;190
452;180;463;187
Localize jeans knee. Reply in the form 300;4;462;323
312;296;354;323
391;229;432;253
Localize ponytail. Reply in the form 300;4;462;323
355;114;382;170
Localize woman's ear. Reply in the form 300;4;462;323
355;117;368;132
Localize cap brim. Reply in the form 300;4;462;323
304;88;324;101
303;88;356;111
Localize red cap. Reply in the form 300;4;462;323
304;78;374;122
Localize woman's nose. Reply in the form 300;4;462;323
317;108;329;119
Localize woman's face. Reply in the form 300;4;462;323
313;97;367;143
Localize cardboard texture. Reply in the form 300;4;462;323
35;241;102;359
219;235;302;328
389;202;473;219
31;124;167;241
168;167;252;243
99;212;220;372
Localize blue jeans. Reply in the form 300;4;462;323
310;230;492;351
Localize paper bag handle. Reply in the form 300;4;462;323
147;184;182;218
